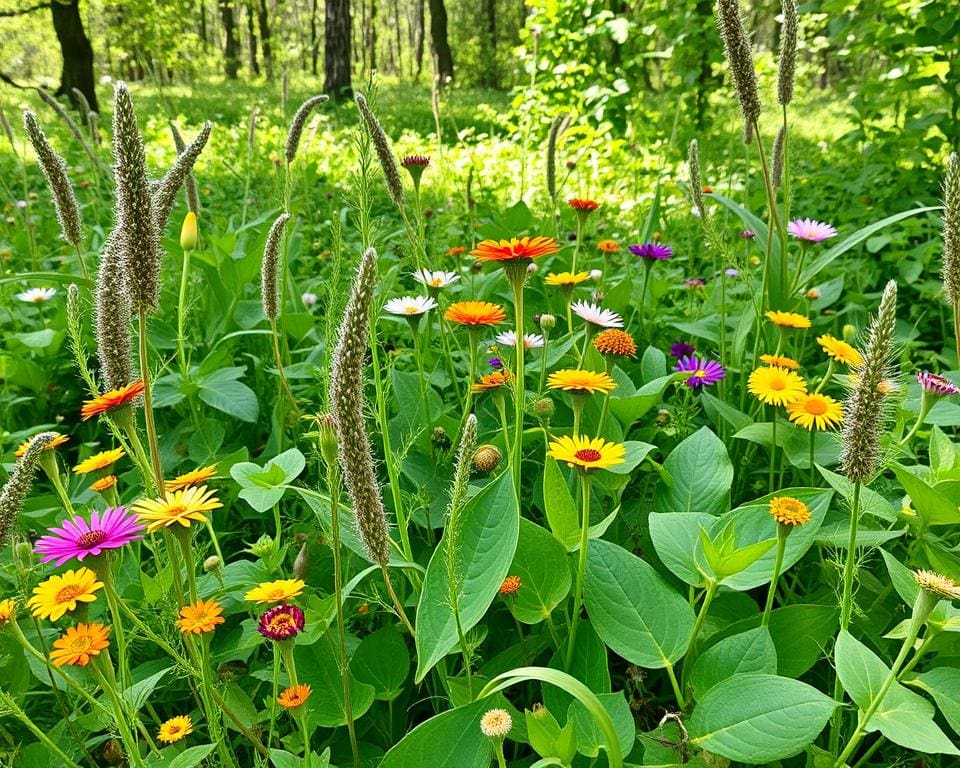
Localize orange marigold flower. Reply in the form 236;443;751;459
499;575;522;595
80;380;144;421
165;465;218;492
444;301;507;326
158;715;192;744
768;497;811;526
759;353;800;370
594;329;637;358
446;246;466;256
14;433;68;458
90;475;118;492
471;236;560;263
597;239;620;253
50;623;110;667
472;370;512;392
176;599;226;634
568;198;599;212
278;683;313;709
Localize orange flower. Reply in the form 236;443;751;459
471;370;512;392
597;240;620;253
759;353;799;370
471;236;560;263
90;475;117;492
446;246;466;256
14;433;68;458
594;329;637;357
445;301;506;326
499;575;522;595
81;380;144;421
165;465;217;492
278;683;312;709
176;599;226;634
50;623;110;667
568;198;599;212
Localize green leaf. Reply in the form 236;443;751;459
688;674;836;763
818;466;898;521
584;539;695;669
568;692;635;758
835;631;959;755
380;699;493;768
543;457;579;546
121;668;169;712
892;464;960;526
929;426;957;477
908;668;960;736
654;426;732;515
169;744;217;768
230;448;305;512
649;512;714;587
689;628;777;699
507;519;571;625
608;374;675;428
196;366;259;422
295;631;376;727
415;471;519;681
544;619;610;715
352;625;410;700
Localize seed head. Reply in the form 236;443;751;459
22;111;83;247
158;120;210;220
942;153;960;304
715;0;762;139
480;708;512;739
0;432;59;546
778;0;798;106
285;95;328;164
261;213;290;321
472;444;502;474
546;114;571;201
355;93;404;210
771;125;786;188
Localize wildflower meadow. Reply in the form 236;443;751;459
1;0;960;766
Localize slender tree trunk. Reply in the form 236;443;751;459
258;0;274;79
367;0;377;72
481;0;498;86
392;0;402;77
310;0;319;74
324;0;352;97
413;0;425;79
247;0;260;74
51;0;99;112
428;0;453;82
199;0;208;45
220;0;240;78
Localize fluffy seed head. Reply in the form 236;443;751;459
840;280;898;482
480;708;512;739
942;153;960;304
914;570;960;601
159;120;209;219
778;0;798;106
0;432;59;546
355;94;404;210
715;0;762;138
22;111;83;247
330;248;391;565
37;88;100;168
94;232;136;391
772;125;786;188
285;94;328;164
261;213;290;321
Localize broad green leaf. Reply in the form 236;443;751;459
892;464;960;526
295;631;375;728
121;668;169;713
584;539;694;669
878;548;920;608
380;699;493;768
415;472;519;681
835;631;959;755
688;674;836;763
231;448;305;512
196;366;259;422
908;668;960;736
544;619;610;716
352;626;410;700
929;425;957;477
169;744;217;768
507;519;571;624
654;426;732;515
649;512;714;587
818;465;898;521
689;628;777;699
543;457;579;546
608;374;675;427
568;692;635;758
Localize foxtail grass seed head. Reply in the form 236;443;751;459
716;0;762;137
942;153;960;304
330;247;391;565
168;121;202;214
445;415;478;593
355;93;404;210
840;280;898;482
247;105;260;153
689;138;707;220
285;94;328;164
70;87;93;118
37;88;98;165
772;125;786;188
112;82;161;314
22;111;83;247
778;0;798;106
94;232;136;391
261;213;290;321
154;121;212;229
0;432;58;546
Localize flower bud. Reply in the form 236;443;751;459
539;313;556;332
293;541;309;581
317;413;339;470
14;541;33;573
432;426;452;450
101;738;125;766
842;324;857;343
533;398;555;418
203;555;221;573
180;211;198;251
472;445;502;474
248;534;275;559
589;269;602;281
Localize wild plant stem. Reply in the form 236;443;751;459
177;247;191;375
565;473;591;669
137;310;164;488
509;269;526;502
761;530;787;627
382;564;417;637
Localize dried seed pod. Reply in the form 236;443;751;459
0;432;59;546
22;111;83;247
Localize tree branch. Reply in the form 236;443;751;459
0;2;51;18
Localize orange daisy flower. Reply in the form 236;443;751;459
14;433;69;458
759;353;800;370
50;623;110;667
278;683;313;709
568;198;599;212
165;465;218;492
90;475;117;492
499;575;522;595
472;370;512;392
444;301;507;326
471;236;560;263
594;329;637;358
176;599;226;634
81;381;144;421
446;246;466;256
597;240;620;253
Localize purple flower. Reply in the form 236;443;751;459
629;242;673;261
739;230;755;240
917;372;960;398
34;507;145;566
725;268;739;278
787;218;838;243
675;356;725;389
258;603;306;641
670;341;696;358
488;357;504;369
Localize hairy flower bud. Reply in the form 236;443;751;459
355;94;404;210
0;432;58;546
777;0;798;106
22;111;83;247
261;213;290;322
715;0;762;139
203;555;221;572
285;94;328;164
472;444;502;474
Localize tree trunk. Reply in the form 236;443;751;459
258;0;273;79
392;0;402;77
247;0;260;74
199;0;208;46
428;0;453;82
481;0;498;86
413;0;425;79
310;0;319;74
51;0;98;112
366;0;377;72
220;0;240;78
324;0;352;97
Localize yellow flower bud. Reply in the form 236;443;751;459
180;211;198;251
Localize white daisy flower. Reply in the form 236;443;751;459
589;269;602;281
383;295;438;316
412;269;459;289
17;287;57;303
571;300;623;328
301;292;318;307
496;330;545;349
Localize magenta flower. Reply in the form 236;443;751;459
675;356;725;389
670;341;696;358
740;230;756;240
629;242;673;261
684;278;706;289
34;507;145;566
917;372;960;398
258;603;305;641
787;218;838;243
401;154;430;168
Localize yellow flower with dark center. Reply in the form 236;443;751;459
547;435;625;472
594;329;637;358
547;369;616;395
132;486;222;534
14;433;68;458
747;366;807;406
72;448;125;475
158;715;193;744
245;578;306;604
913;570;960;601
817;334;863;367
0;599;15;624
759;353;799;370
50;623;110;666
278;683;313;709
27;567;104;621
766;310;811;329
176;599;226;634
471;370;512;392
90;475;117;492
768;497;811;526
544;271;590;287
786;393;843;430
165;464;218;492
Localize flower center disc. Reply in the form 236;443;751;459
805;398;828;415
55;585;82;603
574;449;602;463
77;530;108;549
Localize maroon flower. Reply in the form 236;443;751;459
257;603;305;641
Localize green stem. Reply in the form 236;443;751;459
137;311;164;489
177;247;191;376
565;473;591;669
92;658;146;768
0;691;83;768
761;529;788;627
509;268;527;502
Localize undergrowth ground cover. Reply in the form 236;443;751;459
1;5;960;768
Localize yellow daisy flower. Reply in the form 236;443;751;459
0;599;15;624
759;354;799;370
27;567;104;621
547;435;625;472
50;623;110;666
176;599;226;634
748;366;808;406
165;464;218;492
547;369;617;395
766;310;811;329
544;271;590;287
786;393;843;431
245;578;306;604
158;715;193;744
72;448;125;475
132;486;222;534
817;334;863;367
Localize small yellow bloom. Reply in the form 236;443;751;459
132;486;222;534
544;271;590;287
90;475;117;492
72;448;125;475
158;715;193;744
748;366;807;407
547;435;625;472
768;497;811;526
817;334;863;367
180;211;198;251
547;369;616;395
245;578;306;604
766;310;811;329
165;464;218;492
0;599;15;624
786;393;843;431
759;353;799;370
176;599;226;634
14;433;68;458
27;568;104;621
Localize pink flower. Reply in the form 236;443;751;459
917;372;960;398
787;218;838;243
34;507;145;566
257;603;305;641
